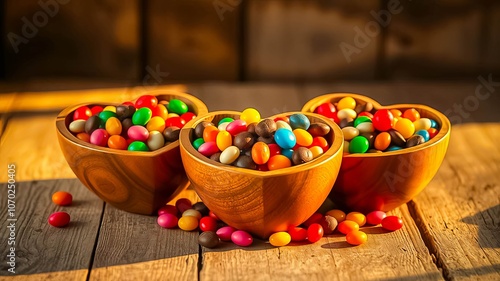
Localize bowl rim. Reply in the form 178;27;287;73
301;92;451;158
179;110;344;177
56;91;209;156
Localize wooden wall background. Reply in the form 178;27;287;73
2;0;500;82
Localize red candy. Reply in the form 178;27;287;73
372;109;394;132
175;198;192;213
157;213;178;229
165;117;186;129
288;226;308;242
158;205;178;216
48;212;70;227
381;216;403;231
73;106;92;121
303;212;323;228
314;102;336;118
135;95;158;109
307;223;324;243
199;216;218;232
366;211;387;225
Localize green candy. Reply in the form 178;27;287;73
128;141;149;151
192;138;205;150
349;136;369;154
98;111;117;126
218;117;234;126
132;107;152;126
354;116;372;127
168;99;188;115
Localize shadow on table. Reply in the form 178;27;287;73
380;264;500;281
461;204;500;248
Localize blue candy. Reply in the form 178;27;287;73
415;129;430;142
289;113;310;130
274;128;296;149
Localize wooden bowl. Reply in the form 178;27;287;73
179;111;344;239
56;92;208;215
302;93;451;213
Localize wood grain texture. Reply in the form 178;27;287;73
200;205;442;281
0;269;87;281
89;204;199;280
0;115;76;182
0;179;103;276
410;123;500;280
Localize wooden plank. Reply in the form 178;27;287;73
0;93;17;114
200;205;442;280
410;123;500;280
89;200;199;281
0;269;87;281
0;114;76;182
0;179;103;276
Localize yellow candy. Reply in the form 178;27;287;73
178;216;198;231
394;118;415;139
105;117;122;135
346;230;367;245
146;116;166;132
216;131;232;151
269;232;291;247
337;97;356;110
293;129;313;147
103;105;116;113
346;212;366;227
309;146;323;159
240;108;261;125
167;113;179;119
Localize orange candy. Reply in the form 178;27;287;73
374;132;391;151
337;220;359;235
403;108;420;122
252;142;271;165
76;132;90;142
267;155;291;170
108;135;128;150
203;126;219;143
346;230;368;245
52;191;73;206
389;109;402;118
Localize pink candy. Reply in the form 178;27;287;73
231;230;253;247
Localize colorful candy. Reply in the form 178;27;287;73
231;230;253;247
381;216;404;231
192;110;332;171
67;96;196;152
346;230;368;246
313;97;440;154
269;232;292;247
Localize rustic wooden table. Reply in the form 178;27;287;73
0;82;499;281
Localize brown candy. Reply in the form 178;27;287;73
308;122;330;136
406;135;425;148
116;105;136;120
234;132;256;150
292;147;313;165
339;118;354;129
195;121;213;139
121;118;133;137
210;152;221;162
85;115;100;134
255;119;277;138
233;155;257;170
360;132;376;148
163;126;180;142
198;231;219;248
257;136;275;144
192;202;209;217
388;129;406;147
321;215;338;235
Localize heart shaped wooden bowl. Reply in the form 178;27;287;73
302;93;451;213
179;111;344;239
56;92;208;215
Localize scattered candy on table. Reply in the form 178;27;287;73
67;95;197;152
157;198;404;248
51;191;73;206
48;211;71;227
313;96;440;154
191;109;333;171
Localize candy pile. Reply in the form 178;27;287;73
313;97;440;154
158;198;404;248
48;191;73;227
67;95;196;151
192;108;332;171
